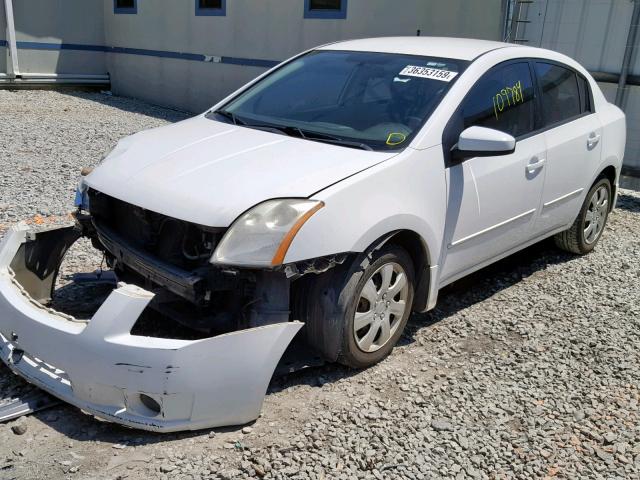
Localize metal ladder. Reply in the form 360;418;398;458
504;0;534;43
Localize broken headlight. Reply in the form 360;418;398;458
211;199;324;267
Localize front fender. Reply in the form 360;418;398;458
283;147;446;270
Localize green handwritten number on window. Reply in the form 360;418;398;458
492;81;524;120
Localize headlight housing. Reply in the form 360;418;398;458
211;199;324;267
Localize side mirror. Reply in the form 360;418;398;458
452;126;516;162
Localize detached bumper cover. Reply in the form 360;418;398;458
0;224;302;432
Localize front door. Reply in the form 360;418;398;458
440;60;546;284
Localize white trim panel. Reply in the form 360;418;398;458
542;188;584;209
448;209;536;248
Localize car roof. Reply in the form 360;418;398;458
318;36;517;61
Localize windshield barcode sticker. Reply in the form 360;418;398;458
399;66;458;82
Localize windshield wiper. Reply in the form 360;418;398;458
214;115;374;151
306;136;374;151
293;128;375;151
244;124;292;136
214;110;245;126
252;125;374;151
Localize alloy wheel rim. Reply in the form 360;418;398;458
353;262;409;353
584;186;609;245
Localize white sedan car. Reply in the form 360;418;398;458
0;37;625;431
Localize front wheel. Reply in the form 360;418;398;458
554;178;612;254
346;252;413;364
294;245;415;369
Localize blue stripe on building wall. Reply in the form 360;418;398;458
16;41;109;52
0;40;280;69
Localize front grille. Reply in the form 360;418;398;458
88;189;225;271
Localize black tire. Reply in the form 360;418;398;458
554;177;612;255
292;245;415;369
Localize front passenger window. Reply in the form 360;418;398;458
461;62;536;138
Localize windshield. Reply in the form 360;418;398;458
208;50;467;151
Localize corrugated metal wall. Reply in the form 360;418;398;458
0;1;6;75
507;0;640;174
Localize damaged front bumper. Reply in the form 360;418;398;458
0;224;302;432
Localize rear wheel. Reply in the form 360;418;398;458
294;245;415;368
554;178;611;254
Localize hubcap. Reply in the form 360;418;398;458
584;186;609;245
353;262;409;353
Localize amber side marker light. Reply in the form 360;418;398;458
271;202;325;266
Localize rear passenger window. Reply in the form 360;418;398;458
535;62;581;125
577;74;593;113
461;62;535;138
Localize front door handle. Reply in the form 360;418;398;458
527;157;546;173
587;133;601;149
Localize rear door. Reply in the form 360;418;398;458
440;61;547;283
533;62;603;233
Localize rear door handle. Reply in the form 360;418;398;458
587;133;601;149
527;157;546;173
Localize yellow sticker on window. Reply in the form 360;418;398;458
386;132;407;146
492;81;524;120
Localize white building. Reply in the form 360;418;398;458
0;0;504;111
2;0;639;174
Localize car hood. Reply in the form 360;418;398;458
85;115;396;227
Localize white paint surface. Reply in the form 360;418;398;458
0;225;303;432
0;38;626;432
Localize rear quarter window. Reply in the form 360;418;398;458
577;74;593;114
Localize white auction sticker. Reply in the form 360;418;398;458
399;65;458;82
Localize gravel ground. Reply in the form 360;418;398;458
0;90;639;480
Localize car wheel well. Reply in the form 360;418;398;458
378;230;430;312
598;166;616;210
